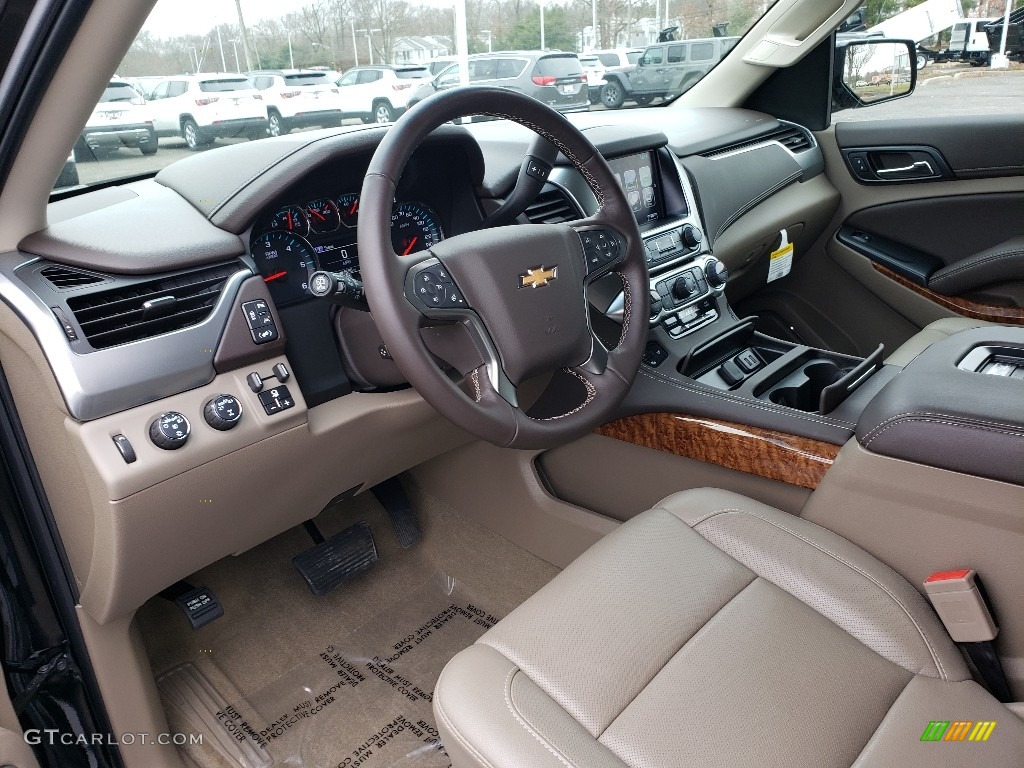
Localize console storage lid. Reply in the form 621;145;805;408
856;326;1024;485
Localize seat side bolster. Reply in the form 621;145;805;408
434;644;627;768
655;488;969;681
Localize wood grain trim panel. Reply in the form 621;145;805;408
873;263;1024;325
595;413;840;490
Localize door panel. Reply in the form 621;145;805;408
770;120;1024;354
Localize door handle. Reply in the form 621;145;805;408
876;160;934;177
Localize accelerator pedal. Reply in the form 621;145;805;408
292;520;378;596
370;476;422;549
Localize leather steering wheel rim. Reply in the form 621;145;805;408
358;87;648;449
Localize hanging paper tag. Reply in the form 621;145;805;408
767;229;793;283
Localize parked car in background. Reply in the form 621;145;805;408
247;69;344;136
334;65;431;123
124;75;166;100
146;74;268;150
74;78;157;161
580;48;643;103
600;36;739;108
426;56;458;76
55;152;78;188
407;51;589;114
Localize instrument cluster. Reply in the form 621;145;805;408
249;194;445;305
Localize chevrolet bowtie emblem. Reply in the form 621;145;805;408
519;265;558;289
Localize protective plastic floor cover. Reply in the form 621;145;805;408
158;573;499;768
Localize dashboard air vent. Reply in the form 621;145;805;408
66;263;237;349
702;124;813;157
770;126;813;153
40;265;105;289
524;188;580;224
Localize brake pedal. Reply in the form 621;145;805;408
292;521;378;596
370;476;422;549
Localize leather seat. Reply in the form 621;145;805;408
886;317;996;367
434;489;1024;767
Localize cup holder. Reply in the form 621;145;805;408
768;362;851;412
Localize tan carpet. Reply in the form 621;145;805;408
136;480;560;768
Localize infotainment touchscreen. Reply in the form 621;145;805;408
607;152;664;226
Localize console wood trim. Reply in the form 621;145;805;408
595;413;840;489
873;263;1024;325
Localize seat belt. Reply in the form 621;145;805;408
923;569;1012;703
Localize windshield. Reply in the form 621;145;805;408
56;0;782;194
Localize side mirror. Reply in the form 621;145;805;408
834;39;916;111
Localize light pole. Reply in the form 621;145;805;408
591;0;597;51
540;0;545;50
350;19;359;66
216;25;227;71
285;29;295;69
356;28;381;65
231;37;241;72
480;29;492;53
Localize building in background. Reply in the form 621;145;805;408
392;36;452;65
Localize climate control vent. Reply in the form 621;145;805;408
67;263;237;349
524;188;580;224
40;265;105;289
770;126;813;153
703;124;814;157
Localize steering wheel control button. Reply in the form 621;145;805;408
272;363;290;382
258;385;295;415
246;372;263;393
242;300;279;344
414;267;466;309
525;157;551;181
111;434;137;464
203;395;242;431
579;230;622;273
149;412;190;450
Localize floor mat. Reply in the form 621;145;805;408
159;573;497;767
139;483;559;768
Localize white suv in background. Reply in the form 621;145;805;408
74;79;158;161
334;65;430;123
147;74;268;150
247;70;344;136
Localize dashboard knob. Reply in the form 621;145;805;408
705;259;729;289
149;411;190;450
671;275;697;301
681;225;703;249
203;394;242;431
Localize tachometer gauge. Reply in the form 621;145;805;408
250;232;317;305
392;201;444;256
306;197;340;234
268;204;309;237
337;193;360;228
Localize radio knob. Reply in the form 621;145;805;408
149;411;190;450
681;225;703;250
705;259;729;289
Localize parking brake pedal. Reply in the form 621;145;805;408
370;476;421;549
293;521;378;596
159;582;224;630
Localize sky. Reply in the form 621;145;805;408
142;0;288;38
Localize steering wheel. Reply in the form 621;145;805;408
358;87;648;449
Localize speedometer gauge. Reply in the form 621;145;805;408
391;202;444;256
337;193;359;228
251;232;317;305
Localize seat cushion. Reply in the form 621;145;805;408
886;317;995;367
434;488;1024;767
